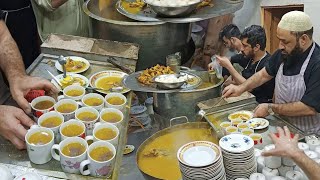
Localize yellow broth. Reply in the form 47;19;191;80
61;124;84;137
40;117;63;128
62;142;86;157
89;146;114;162
77;111;98;121
28;131;52;145
56;103;77;113
138;128;218;180
101;112;122;123
95;128;117;140
84;98;103;106
34;100;54;110
96;76;122;91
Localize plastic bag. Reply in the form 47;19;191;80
211;55;223;79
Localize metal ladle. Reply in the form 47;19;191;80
58;55;74;83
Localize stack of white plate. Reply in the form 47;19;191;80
219;134;257;179
177;141;226;180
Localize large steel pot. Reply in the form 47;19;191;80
83;0;194;71
136;117;219;180
153;71;224;122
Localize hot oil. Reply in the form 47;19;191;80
34;100;54;110
89;146;114;162
62;124;84;137
107;96;125;105
95;128;117;140
40;117;63;128
77;111;97;121
56;103;77;113
84;98;103;106
62;142;86;157
96;76;122;91
28;131;52;145
138;128;218;180
101;112;122;123
65;89;83;97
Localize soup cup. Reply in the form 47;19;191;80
51;137;88;174
85;123;119;147
104;93;127;112
25;127;54;164
59;119;86;141
54;99;78;121
30;96;56;119
37;111;64;143
75;107;99;135
99;108;124;129
62;85;85;101
81;93;105;111
80;141;116;177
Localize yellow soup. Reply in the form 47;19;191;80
62;124;84;137
40;117;63;128
65;89;83;97
28;131;52;145
34;100;54;110
90;146;114;162
101;112;122;123
96;76;122;91
77;112;97;121
95;128;117;140
106;96;125;105
56;103;77;113
230;113;250;121
84;98;103;106
242;130;253;136
62;142;86;157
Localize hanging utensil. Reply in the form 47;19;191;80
106;57;132;74
58;55;67;78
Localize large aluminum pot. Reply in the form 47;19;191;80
153;71;224;122
136;117;219;180
83;0;195;71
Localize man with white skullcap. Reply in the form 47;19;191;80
222;11;320;134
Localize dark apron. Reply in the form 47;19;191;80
0;71;10;104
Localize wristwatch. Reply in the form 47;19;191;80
268;103;275;115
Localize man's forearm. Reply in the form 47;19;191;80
227;65;246;85
271;101;317;116
0;21;26;84
291;151;320;180
239;67;272;92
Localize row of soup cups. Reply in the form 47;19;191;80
26;126;116;177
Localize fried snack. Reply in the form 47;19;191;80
65;58;86;72
197;0;214;9
60;76;86;89
128;0;145;8
137;64;174;85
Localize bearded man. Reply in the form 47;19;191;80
222;11;320;135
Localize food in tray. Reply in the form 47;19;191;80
60;75;86;88
137;64;174;85
228;110;253;122
95;76;122;91
154;74;192;84
247;118;269;130
145;0;201;7
197;0;214;8
143;148;170;157
65;57;87;72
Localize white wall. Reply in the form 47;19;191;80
233;0;320;43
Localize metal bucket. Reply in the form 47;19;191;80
153;71;223;122
83;0;195;71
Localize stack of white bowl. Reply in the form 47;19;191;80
177;141;226;180
219;134;257;179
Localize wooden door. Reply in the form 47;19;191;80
261;5;304;54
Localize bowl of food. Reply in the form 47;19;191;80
154;74;188;89
144;0;203;17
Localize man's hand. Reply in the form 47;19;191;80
216;55;232;69
0;105;35;150
254;103;270;118
222;84;244;98
262;126;301;158
9;76;58;114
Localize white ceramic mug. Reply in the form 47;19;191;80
262;167;279;180
249;173;266;180
80;141;116;177
59;119;86;141
51;137;88;174
25;127;54;164
30;96;56;119
81;93;105;111
264;144;282;169
104;93;127;112
99;108;124;129
220;122;231;135
85;123;119;147
306;139;320;151
278;165;294;177
61;85;85;101
54;99;78;121
285;170;304;180
75;107;99;135
37;111;64;143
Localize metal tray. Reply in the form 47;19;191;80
123;71;202;93
116;0;244;23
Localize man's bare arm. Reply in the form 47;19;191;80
239;67;273;92
271;102;317;117
0;21;26;85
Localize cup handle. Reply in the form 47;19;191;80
80;159;90;176
57;95;65;101
85;136;94;143
30;125;40;129
51;144;61;161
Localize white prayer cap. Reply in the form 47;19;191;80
278;11;313;32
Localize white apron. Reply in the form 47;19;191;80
274;43;320;134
